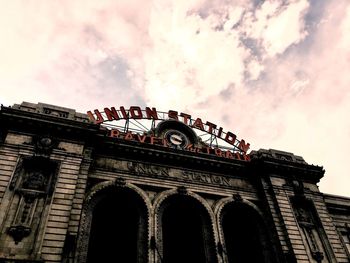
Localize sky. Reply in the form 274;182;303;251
0;0;349;196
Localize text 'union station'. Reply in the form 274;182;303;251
0;102;349;263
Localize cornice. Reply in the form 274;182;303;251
1;104;326;183
249;150;325;183
0;106;100;141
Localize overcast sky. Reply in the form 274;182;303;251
1;0;349;196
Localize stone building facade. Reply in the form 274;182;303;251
0;102;349;263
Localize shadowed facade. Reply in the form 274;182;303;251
0;102;349;263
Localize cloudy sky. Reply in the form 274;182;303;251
1;0;349;196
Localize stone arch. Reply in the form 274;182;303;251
76;178;151;263
216;196;276;263
153;188;218;263
214;195;266;221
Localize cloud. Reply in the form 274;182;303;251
0;0;349;196
240;0;310;57
243;0;350;195
142;0;312;111
141;0;350;195
0;0;151;109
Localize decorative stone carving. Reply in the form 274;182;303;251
177;186;188;195
22;170;46;191
33;136;56;157
4;156;59;244
7;225;31;244
249;149;307;164
114;177;126;187
232;193;243;202
13;193;38;226
9;158;23;191
291;180;305;196
292;197;331;263
9;157;58;195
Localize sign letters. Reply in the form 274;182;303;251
88;106;250;161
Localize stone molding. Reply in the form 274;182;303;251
76;180;151;263
152;188;219;263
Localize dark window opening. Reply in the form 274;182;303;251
162;196;215;263
222;203;267;263
87;189;146;263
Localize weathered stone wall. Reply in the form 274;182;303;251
0;132;88;262
0;103;349;263
324;194;350;261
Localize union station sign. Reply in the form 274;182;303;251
87;106;250;161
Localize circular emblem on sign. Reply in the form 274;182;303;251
164;129;189;149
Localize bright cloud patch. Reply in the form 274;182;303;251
242;0;310;57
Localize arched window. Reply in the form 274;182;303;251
159;195;217;263
221;202;275;263
86;188;148;263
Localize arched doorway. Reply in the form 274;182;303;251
221;202;275;263
159;194;217;263
86;187;148;263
